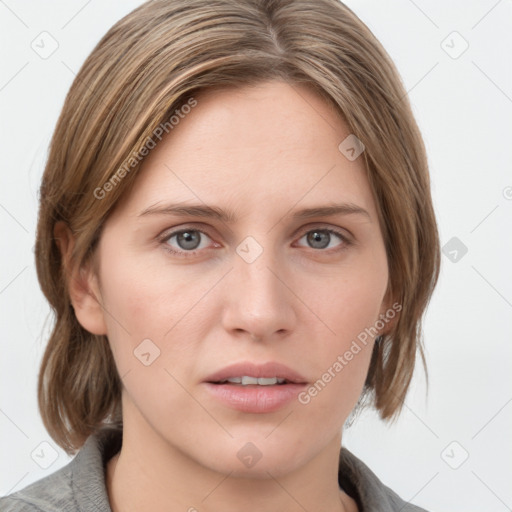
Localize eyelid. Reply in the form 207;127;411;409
158;221;216;241
293;222;353;243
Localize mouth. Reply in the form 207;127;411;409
204;361;308;386
203;362;308;413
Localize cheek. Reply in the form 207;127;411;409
299;260;387;411
96;260;208;421
96;252;220;376
99;250;195;333
312;256;387;346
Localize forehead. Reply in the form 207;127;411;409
169;81;347;162
112;80;376;221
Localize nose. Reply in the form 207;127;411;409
221;242;297;342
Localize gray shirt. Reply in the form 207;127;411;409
0;428;428;511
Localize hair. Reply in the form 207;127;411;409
35;0;440;454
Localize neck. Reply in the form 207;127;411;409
106;412;357;512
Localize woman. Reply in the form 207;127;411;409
0;0;440;510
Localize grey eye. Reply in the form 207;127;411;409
306;230;332;249
175;230;202;250
165;229;212;253
298;229;346;250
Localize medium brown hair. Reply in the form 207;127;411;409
35;0;440;454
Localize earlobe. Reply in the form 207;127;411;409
53;221;108;336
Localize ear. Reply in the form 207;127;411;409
377;284;401;336
54;221;107;336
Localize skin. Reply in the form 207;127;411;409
57;80;393;512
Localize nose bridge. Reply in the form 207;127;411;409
222;237;296;338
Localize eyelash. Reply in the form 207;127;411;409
159;225;353;258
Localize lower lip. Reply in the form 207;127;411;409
203;382;307;413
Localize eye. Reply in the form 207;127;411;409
159;225;351;258
296;228;349;251
161;228;213;256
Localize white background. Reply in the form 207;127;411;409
1;1;511;511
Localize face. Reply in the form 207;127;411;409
82;80;391;477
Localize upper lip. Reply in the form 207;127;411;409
204;362;308;384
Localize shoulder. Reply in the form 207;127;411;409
339;447;430;512
0;462;76;511
0;427;121;512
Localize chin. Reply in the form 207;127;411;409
195;432;316;478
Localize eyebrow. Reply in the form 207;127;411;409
138;202;371;222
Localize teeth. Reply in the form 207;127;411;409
242;376;259;385
224;376;286;385
257;377;278;385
